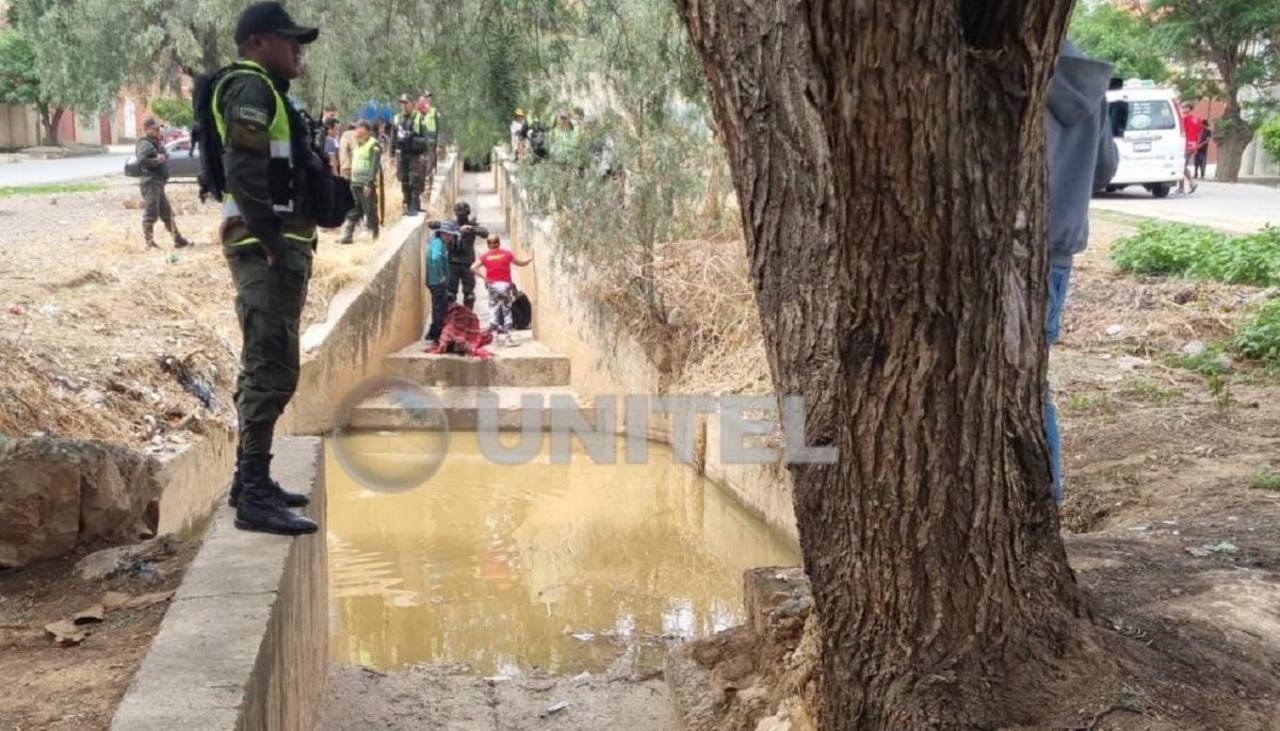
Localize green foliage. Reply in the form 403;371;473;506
1115;377;1182;404
518;0;728;320
1069;2;1170;82
1235;298;1280;365
1163;343;1231;377
1251;467;1280;491
1062;391;1112;416
1110;222;1280;287
1259;115;1280;167
1148;0;1280;93
0;181;107;197
150;97;193;128
0;31;39;105
1206;371;1233;411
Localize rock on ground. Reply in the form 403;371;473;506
0;438;160;568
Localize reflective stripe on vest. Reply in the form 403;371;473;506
212;60;294;216
352;138;377;181
394;112;424;135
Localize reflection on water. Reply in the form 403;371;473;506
326;432;800;675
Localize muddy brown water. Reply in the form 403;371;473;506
326;432;799;676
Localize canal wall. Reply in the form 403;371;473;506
493;150;799;544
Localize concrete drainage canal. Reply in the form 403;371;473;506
322;430;798;728
318;173;800;729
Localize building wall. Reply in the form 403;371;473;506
0;103;40;148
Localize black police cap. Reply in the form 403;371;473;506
235;2;319;45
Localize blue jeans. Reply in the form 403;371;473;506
1045;264;1072;504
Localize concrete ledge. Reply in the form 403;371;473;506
384;332;571;387
112;437;328;731
152;423;237;537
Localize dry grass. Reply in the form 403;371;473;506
579;226;770;396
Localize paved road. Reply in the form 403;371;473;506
1090;180;1280;234
0;151;131;187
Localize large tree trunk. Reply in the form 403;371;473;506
676;1;1089;727
1213;98;1252;183
38;104;64;146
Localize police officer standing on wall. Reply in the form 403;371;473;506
136;118;191;249
214;1;323;536
390;94;426;215
417;91;443;198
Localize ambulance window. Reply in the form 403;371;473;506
1125;100;1177;131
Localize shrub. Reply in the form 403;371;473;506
1235;298;1280;366
150;97;193;129
1260;115;1280;169
1110;221;1226;277
1110;222;1280;287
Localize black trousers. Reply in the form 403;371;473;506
448;264;476;309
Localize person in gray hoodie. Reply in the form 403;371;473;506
1044;40;1119;504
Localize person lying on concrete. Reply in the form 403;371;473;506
1044;39;1118;505
471;234;532;347
424;222;455;347
427;302;494;360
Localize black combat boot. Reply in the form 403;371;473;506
174;233;192;248
143;223;159;249
233;455;317;536
339;220;355;244
228;447;310;509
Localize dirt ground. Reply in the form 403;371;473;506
322;664;679;731
0;171;417;731
0;178;409;446
0;536;199;731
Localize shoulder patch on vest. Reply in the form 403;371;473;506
234;105;269;127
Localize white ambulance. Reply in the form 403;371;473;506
1101;80;1185;198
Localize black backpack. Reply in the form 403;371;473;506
192;70;228;203
191;67;352;228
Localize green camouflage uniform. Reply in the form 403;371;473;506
135;135;177;245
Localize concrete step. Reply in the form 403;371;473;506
349;385;595;431
386;331;570;387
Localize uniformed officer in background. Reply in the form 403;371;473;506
136;118;191;249
417;92;443;197
340;119;381;243
390;93;426;215
213;1;322;536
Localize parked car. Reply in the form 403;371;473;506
124;137;200;179
1100;80;1184;198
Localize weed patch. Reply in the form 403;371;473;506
1250;467;1280;492
1110;222;1280;287
0;181;108;197
1235;298;1280;366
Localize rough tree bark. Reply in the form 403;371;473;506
1213;98;1252;183
675;1;1090;727
37;103;64;146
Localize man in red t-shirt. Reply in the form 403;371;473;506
472;234;533;345
1180;102;1203;195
